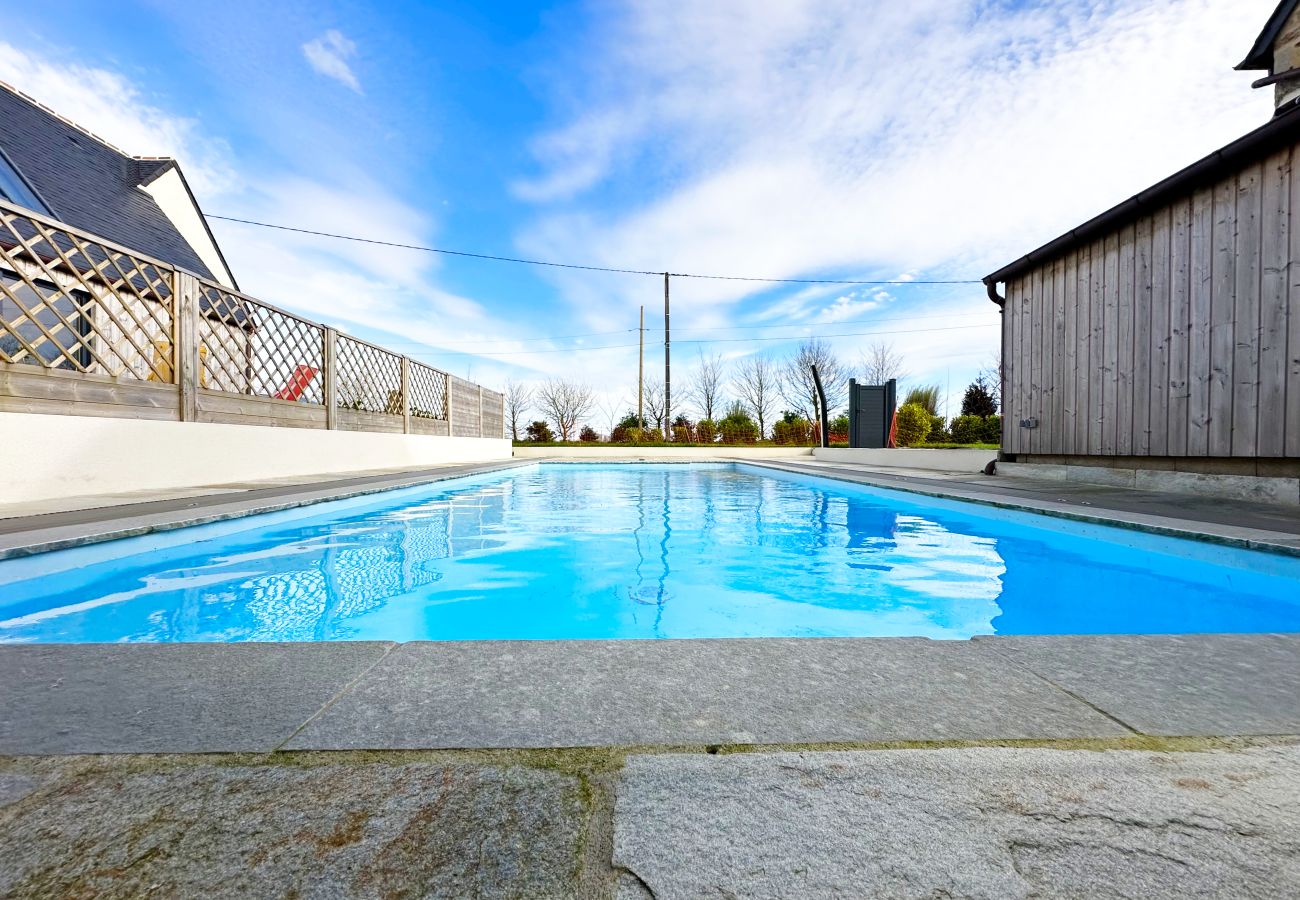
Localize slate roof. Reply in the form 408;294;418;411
0;81;232;285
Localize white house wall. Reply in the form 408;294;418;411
138;167;235;287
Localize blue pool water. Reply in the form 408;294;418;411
0;463;1297;643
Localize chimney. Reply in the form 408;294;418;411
1238;0;1300;114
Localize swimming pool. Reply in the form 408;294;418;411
1;462;1296;642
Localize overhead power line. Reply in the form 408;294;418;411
382;309;998;350
428;321;999;357
206;214;982;286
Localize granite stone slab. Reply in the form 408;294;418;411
286;638;1127;750
0;642;395;754
0;760;586;899
613;745;1300;899
978;634;1300;736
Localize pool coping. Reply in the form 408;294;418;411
0;455;1297;561
742;459;1300;558
1;634;1297;756
0;459;535;561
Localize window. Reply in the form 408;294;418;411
0;269;90;369
0;148;50;215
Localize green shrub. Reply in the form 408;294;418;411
672;424;692;443
718;405;759;444
928;414;950;443
641;427;665;443
980;415;1002;444
772;417;813;445
526;420;555;442
579;425;599;442
903;385;941;415
961;376;998;417
949;415;983;444
894;403;931;447
695;419;717;443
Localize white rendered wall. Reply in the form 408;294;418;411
0;412;511;503
813;447;997;473
511;446;814;459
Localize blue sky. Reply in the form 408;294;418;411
0;0;1277;421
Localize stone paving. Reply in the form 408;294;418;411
2;742;1299;899
7;634;1300;756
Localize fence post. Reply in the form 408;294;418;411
401;357;411;434
446;376;455;436
323;327;338;430
173;271;200;422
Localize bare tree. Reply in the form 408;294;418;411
536;379;595;441
686;350;726;421
598;396;624;438
978;352;1002;410
504;379;533;441
781;338;848;422
642;376;666;431
733;355;779;439
859;341;908;385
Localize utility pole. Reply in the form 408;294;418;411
663;272;671;438
638;305;644;428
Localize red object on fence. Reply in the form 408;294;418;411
274;364;319;401
887;409;898;448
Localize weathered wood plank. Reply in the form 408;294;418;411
1002;282;1018;453
0;367;178;409
1133;216;1153;455
1148;207;1172;455
1116;224;1136;455
1029;265;1044;454
1289;145;1300;457
1061;250;1078;454
196;390;327;425
1187;187;1214;456
1076;244;1092;453
0;395;178;421
175;271;199;423
1258;149;1291;457
336;408;405;434
195;411;324;430
1167;198;1191;457
410;416;450;436
1101;232;1120;454
1209;178;1237;456
1088;240;1107;454
1231;163;1262;457
1051;254;1067;453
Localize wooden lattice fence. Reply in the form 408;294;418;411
0;197;504;437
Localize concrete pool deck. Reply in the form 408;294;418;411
2;456;1298;896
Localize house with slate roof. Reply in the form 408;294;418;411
0;80;249;385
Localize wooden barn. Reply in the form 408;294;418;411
982;1;1300;501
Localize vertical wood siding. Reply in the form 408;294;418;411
1003;145;1299;458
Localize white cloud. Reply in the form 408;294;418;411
301;30;362;94
0;42;554;390
0;41;236;197
516;0;1273;312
